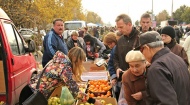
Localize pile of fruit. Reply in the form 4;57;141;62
79;99;113;105
48;96;75;105
78;82;87;93
48;97;61;105
86;80;112;98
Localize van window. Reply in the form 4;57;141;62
14;27;25;54
65;23;82;30
3;22;25;55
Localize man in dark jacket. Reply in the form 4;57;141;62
135;31;190;105
42;19;68;67
114;14;140;100
174;25;182;44
114;14;140;80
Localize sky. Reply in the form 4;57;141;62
81;0;190;26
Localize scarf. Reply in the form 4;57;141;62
164;39;176;49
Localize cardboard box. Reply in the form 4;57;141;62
50;86;62;98
77;97;117;105
0;61;6;93
83;60;106;71
81;71;108;81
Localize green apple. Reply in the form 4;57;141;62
85;102;90;105
67;99;75;105
101;100;106;104
62;99;68;105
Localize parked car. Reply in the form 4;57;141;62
18;28;36;41
0;8;39;105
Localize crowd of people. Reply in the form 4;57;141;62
20;12;190;105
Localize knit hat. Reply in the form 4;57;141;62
161;26;176;39
125;50;145;62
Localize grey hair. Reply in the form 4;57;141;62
147;41;164;48
115;14;132;24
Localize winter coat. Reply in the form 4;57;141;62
114;28;140;71
165;39;189;66
108;46;116;80
83;34;106;59
122;68;146;105
145;47;190;105
66;38;84;51
183;35;190;66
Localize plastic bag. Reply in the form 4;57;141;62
118;84;128;105
60;86;75;105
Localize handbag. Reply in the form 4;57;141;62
22;90;47;105
22;61;52;105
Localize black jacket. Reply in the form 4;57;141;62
114;28;140;71
146;47;190;105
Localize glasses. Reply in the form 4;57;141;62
140;46;145;53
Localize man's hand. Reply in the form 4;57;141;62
111;78;117;86
116;68;124;78
131;92;142;100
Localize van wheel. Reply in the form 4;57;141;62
19;85;33;105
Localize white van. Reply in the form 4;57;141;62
63;20;86;40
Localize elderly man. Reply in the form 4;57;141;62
42;18;68;67
122;50;147;105
135;31;190;105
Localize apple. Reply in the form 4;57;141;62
67;99;75;104
101;100;106;105
85;102;90;105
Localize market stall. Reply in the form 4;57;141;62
48;59;117;105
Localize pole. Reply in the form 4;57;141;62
152;0;154;27
171;0;173;20
152;0;153;19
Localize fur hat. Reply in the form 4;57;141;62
125;50;145;62
161;26;176;39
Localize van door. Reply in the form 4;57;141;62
2;21;37;104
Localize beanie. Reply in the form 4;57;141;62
161;26;176;39
125;50;145;62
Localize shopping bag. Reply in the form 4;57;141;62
22;90;47;105
118;84;128;105
60;86;75;105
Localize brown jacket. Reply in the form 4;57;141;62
122;69;146;105
165;40;189;66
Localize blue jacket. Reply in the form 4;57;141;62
108;46;116;80
42;29;68;67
